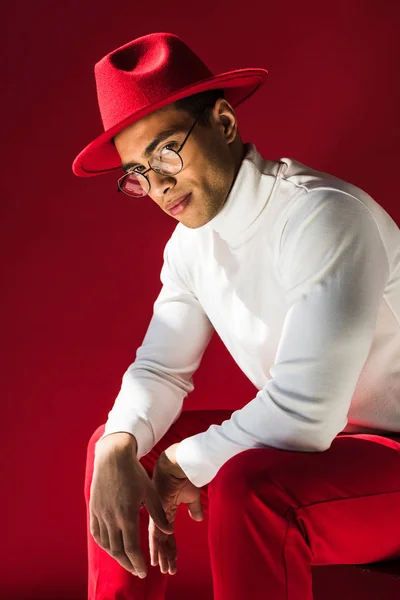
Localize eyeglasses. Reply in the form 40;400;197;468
117;118;198;198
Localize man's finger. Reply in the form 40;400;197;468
157;535;177;576
121;512;147;577
168;555;178;575
107;526;138;574
165;532;178;575
187;497;204;521
145;483;174;535
89;512;101;541
99;521;111;548
158;548;169;574
148;518;159;566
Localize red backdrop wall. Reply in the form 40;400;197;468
2;1;399;598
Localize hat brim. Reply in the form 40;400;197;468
72;67;268;177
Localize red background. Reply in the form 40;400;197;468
2;1;399;598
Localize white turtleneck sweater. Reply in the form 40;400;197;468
99;143;400;488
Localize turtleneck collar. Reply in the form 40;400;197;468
202;142;284;248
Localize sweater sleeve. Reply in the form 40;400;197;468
175;191;390;487
97;231;214;458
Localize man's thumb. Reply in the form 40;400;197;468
187;499;204;522
145;484;174;534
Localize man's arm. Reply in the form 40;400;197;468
96;231;214;458
175;191;391;487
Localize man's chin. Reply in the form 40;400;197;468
179;218;205;230
178;200;223;229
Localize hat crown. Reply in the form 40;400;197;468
95;32;213;131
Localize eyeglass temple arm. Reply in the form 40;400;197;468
178;117;198;151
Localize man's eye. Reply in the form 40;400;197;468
126;141;179;174
163;141;179;152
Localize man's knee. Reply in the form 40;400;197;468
208;448;297;517
210;449;274;497
87;423;106;452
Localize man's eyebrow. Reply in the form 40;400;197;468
121;127;183;172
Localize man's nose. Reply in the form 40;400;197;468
149;171;176;200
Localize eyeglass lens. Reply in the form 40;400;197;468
120;148;183;197
120;172;148;196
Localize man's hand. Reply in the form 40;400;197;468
149;443;204;576
90;433;174;579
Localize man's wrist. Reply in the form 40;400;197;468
95;432;138;457
162;443;187;479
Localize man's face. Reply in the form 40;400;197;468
113;99;243;229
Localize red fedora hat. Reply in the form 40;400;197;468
72;32;268;177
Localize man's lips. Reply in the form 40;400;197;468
166;193;191;211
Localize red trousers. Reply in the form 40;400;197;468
84;409;400;600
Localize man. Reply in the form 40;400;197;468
73;32;400;600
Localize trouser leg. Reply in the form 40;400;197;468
84;410;232;600
207;433;400;600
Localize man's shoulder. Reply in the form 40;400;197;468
278;157;360;196
278;157;397;242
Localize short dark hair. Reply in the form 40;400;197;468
111;88;226;145
173;88;226;127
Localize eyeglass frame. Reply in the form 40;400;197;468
116;117;198;198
